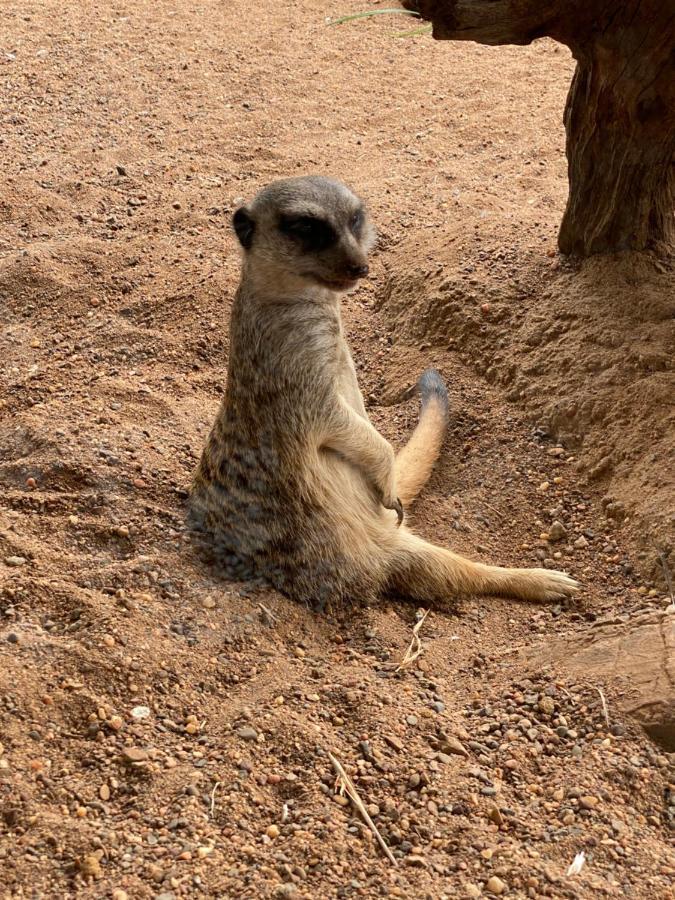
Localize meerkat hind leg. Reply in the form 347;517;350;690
386;530;579;603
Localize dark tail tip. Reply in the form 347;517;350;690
418;368;449;411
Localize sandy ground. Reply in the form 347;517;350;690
0;1;673;898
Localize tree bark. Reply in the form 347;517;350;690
403;1;675;256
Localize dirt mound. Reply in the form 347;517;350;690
381;219;674;585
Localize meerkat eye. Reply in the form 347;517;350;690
350;208;364;235
279;215;337;252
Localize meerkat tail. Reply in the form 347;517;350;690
394;369;450;507
387;530;579;602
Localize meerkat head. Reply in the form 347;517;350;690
232;176;376;293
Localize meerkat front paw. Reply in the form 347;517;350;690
381;495;404;525
377;484;404;526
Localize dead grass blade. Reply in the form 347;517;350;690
396;608;429;672
328;752;397;866
593;685;611;728
209;781;221;818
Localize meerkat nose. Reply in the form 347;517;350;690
347;262;369;279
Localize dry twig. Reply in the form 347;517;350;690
593;685;611;728
209;781;221;818
328;752;397;866
258;603;278;625
396;608;429;672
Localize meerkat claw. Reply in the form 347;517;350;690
393;497;404;526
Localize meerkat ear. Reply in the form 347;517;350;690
232;207;255;250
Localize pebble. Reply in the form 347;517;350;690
574;535;588;549
99;784;110;801
237;726;258;742
78;853;103;878
464;884;481;898
131;705;151;720
4;556;27;567
579;795;599;810
439;734;469;757
538;697;555;716
266;824;280;838
112;891;128;900
486;875;506;895
121;747;148;764
548;521;567;542
274;886;297;898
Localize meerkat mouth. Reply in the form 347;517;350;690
313;275;359;292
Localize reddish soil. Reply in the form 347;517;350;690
1;2;673;898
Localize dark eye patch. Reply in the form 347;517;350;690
278;214;337;252
350;208;364;235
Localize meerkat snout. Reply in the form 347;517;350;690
231;176;376;293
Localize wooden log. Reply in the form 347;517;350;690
403;1;675;256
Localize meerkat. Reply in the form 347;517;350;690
190;176;578;610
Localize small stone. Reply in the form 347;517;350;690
201;596;216;609
121;747;148;765
488;806;504;826
274;886;297;898
237;726;258;742
538;696;555;716
109;715;124;731
197;846;213;859
4;556;27;567
333;794;350;807
77;853;103;878
25;477;37;488
579;795;598;810
438;734;469;758
103;634;115;648
266;824;280;838
548;522;567;542
99;784;111;801
405;855;426;867
573;535;588;549
384;735;404;752
293;647;306;659
115;525;130;538
464;884;481;899
131;705;151;720
486;876;506;895
538;481;550;493
112;891;128;900
6;633;19;644
185;722;199;735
